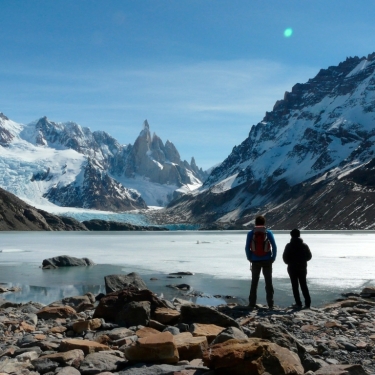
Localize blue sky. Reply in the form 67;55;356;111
1;1;375;169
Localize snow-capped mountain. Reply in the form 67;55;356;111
165;52;375;229
0;114;206;211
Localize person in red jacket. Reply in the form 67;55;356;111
283;228;312;309
245;215;277;309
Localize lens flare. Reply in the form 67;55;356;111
284;28;293;38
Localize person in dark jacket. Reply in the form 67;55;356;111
283;228;312;309
245;215;277;309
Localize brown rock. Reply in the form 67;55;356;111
35;334;47;340
190;323;225;344
37;305;77;319
136;327;160;338
174;332;208;360
59;339;110;355
325;321;342;329
153;307;180;325
72;318;102;334
20;321;35;332
203;338;304;375
49;326;67;334
301;324;320;332
124;331;179;364
356;341;368;349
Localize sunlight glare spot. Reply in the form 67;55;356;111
284;28;293;38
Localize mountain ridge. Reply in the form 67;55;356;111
161;52;375;229
0;115;206;211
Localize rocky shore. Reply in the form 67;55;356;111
0;273;375;375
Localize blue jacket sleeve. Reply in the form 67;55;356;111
267;230;277;261
245;231;253;261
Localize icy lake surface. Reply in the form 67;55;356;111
0;231;374;307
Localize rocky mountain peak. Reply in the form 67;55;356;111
0;112;9;121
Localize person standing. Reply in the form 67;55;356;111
283;228;312;309
245;215;277;309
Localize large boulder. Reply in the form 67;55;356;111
36;306;77;319
174;332;208;361
203;338;304;375
42;255;95;268
124;331;179;364
93;287;168;324
116;301;151;327
104;272;147;294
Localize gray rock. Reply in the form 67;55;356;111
42;255;95;268
342;342;358;352
301;352;324;372
314;364;369;375
104;272;148;294
180;304;241;329
14;346;43;356
17;334;38;348
57;366;81;375
210;326;248;345
162;326;180;335
118;363;187;374
166;283;191;291
31;357;60;373
24;313;38;326
0;357;35;374
96;327;135;341
79;352;127;374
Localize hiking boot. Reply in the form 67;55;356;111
247;304;257;311
291;303;302;309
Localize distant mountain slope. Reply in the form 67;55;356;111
0;187;87;231
164;52;375;229
0;114;206;210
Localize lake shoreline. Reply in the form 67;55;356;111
0;263;370;310
0;274;375;374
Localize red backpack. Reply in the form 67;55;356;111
250;226;271;257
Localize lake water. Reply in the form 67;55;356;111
0;231;374;307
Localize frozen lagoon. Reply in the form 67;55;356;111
0;231;374;307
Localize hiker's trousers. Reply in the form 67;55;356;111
287;266;311;307
249;260;274;307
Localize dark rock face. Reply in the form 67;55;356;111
124;121;208;187
42;255;95;268
82;219;167;231
44;159;147;212
93;287;168;324
0;187;88;231
163;52;375;229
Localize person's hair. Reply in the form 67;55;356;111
255;215;266;226
290;228;300;238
